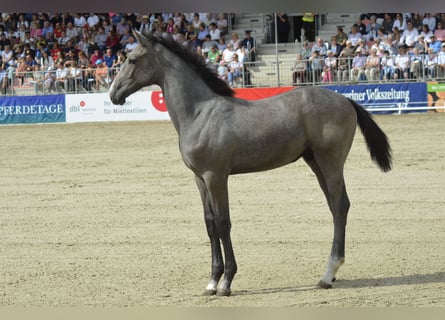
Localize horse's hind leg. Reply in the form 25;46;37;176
195;175;224;296
304;151;350;289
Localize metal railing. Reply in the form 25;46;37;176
2;55;445;96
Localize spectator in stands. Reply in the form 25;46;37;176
90;48;102;66
419;24;434;43
276;13;290;43
112;50;126;70
322;50;336;82
328;36;343;57
291;53;307;85
399;20;419;47
380;50;395;81
366;15;381;34
381;33;399;56
41;20;54;39
309;50;324;83
124;35;138;54
334;26;348;47
94;59;109;90
414;35;428;54
166;17;175;33
428;35;442;53
312;37;327;57
381;13;394;35
364;47;380;81
241;30;256;62
1;44;14;68
348;25;362;47
120;28;132;48
217;37;227;52
78;50;89;69
58;30;71;46
191;13;202;34
106;27;121;54
66;60;83;92
103;48;116;69
16;14;29;31
30;21;42;39
356;16;367;35
221;43;236;64
73;13;87;35
94;26;108;51
337;40;354;82
39;50;54;70
197;23;209;42
87;13;100;29
54;62;68;92
216;13;228;36
201;35;218;54
350;48;367;82
411;13;423;32
116;17;130;38
65;22;79;40
229;32;241;50
227;53;243;87
422;13;436;32
392;13;406;33
394;45;411;80
409;47;424;79
216;60;228;82
53;22;64;40
138;15;151;34
434;22;445;42
437;43;445;78
424;47;438;78
208;22;221;41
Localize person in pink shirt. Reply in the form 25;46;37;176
434;21;445;42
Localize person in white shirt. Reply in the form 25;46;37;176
399;20;419;47
208;22;221;41
87;13;100;28
422;13;436;32
124;35;138;53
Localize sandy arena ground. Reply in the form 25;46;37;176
0;113;444;307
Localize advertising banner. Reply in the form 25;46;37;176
65;91;170;123
0;94;65;124
322;82;428;114
427;82;445;112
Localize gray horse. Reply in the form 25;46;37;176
110;31;392;296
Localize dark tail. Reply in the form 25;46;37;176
349;98;392;172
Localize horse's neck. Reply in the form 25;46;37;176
160;67;217;134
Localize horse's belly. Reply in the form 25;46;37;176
230;141;305;174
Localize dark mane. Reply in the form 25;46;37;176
142;32;235;97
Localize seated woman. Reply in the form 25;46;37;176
291;53;307;85
227;53;243;87
94;59;110;91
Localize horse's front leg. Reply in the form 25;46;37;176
202;172;237;296
195;175;224;296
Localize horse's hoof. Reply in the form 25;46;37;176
318;280;333;289
202;289;217;296
332;277;336;282
216;288;231;297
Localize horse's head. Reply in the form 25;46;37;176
109;31;161;105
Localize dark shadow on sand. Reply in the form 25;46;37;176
232;271;445;296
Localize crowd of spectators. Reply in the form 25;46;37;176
0;12;256;94
292;13;445;84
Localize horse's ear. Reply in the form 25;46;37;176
133;29;151;48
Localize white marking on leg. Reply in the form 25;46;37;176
206;280;218;292
321;256;345;285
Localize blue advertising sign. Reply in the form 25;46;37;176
322;82;428;114
0;95;66;124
